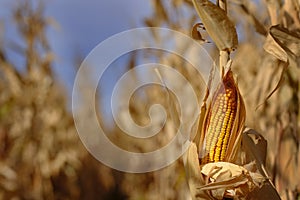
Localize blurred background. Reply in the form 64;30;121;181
0;0;299;199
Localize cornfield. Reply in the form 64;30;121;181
0;0;299;199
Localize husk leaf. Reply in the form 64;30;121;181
192;0;238;51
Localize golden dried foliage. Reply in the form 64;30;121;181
0;2;127;199
0;0;299;199
182;0;299;199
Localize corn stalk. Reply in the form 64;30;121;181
184;0;281;199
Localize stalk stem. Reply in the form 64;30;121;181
217;0;229;78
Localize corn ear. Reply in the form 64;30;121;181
199;68;246;165
185;65;247;199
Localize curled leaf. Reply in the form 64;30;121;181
258;25;296;107
191;23;210;43
269;25;300;67
199;162;265;199
192;0;238;51
264;25;300;67
263;29;288;62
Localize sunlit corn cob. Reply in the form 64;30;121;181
199;69;245;165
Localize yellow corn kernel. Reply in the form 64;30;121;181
200;79;237;165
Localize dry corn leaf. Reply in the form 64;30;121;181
283;0;300;28
154;68;180;127
264;25;299;68
264;0;280;25
241;129;282;199
184;142;213;200
199;162;265;199
255;60;287;110
247;182;282;200
264;32;288;62
201;162;246;178
192;0;238;51
242;129;267;175
191;23;210;43
192;64;217;147
270;25;300;47
270;25;300;64
239;3;267;36
260;26;292;107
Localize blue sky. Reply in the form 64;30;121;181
0;0;152;97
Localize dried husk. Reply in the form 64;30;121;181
199;162;265;200
192;0;238;51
